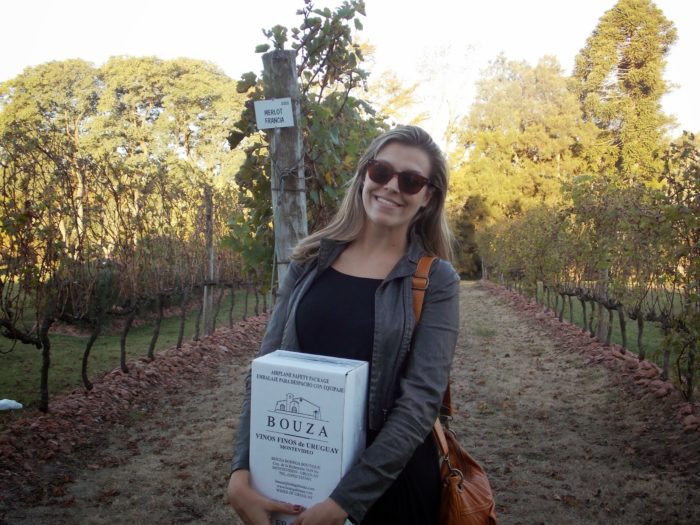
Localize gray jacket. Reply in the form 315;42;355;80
230;237;460;523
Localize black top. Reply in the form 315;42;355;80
294;265;440;524
295;266;381;363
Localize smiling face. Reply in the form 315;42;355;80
361;142;433;235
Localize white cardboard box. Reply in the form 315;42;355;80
250;350;369;525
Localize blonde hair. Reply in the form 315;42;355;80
292;125;454;262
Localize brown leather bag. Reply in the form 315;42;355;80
413;256;499;525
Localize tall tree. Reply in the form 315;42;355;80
447;56;596;276
571;0;677;338
450;56;595;220
571;0;677;184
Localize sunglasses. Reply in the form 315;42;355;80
366;159;433;195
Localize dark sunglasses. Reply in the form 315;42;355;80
366;159;433;195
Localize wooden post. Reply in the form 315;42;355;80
202;183;215;335
262;50;308;287
595;268;609;341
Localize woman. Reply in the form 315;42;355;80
228;125;460;525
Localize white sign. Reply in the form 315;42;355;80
250;350;368;525
254;98;295;130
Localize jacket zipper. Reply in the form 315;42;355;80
379;283;414;425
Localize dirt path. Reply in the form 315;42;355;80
1;342;251;525
4;281;699;524
456;281;699;525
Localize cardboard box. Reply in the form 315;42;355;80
250;350;369;525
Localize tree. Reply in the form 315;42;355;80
227;0;387;287
450;56;595;219
447;56;596;275
365;69;427;128
658;132;699;397
570;0;677;338
572;0;677;184
96;56;244;349
0;57;246;409
451;195;489;278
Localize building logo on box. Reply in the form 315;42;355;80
267;392;329;440
274;393;321;419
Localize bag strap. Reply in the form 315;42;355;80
432;408;450;457
412;256;453;421
411;256;435;322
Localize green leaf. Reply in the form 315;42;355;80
255;44;271;54
354;18;363;31
326;185;338;201
236;72;257;93
270;25;288;50
329;128;340;146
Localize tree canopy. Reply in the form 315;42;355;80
1;60;244;342
572;0;677;184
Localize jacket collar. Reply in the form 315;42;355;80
317;233;427;281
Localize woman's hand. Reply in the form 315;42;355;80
227;469;304;525
292;498;348;525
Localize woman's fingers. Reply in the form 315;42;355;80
239;498;303;525
290;498;347;525
228;470;304;524
265;499;305;515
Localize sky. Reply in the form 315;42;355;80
1;0;698;144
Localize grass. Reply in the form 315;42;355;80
489;279;694;395
533;282;666;358
127;409;147;424
605;389;621;403
0;289;268;410
475;325;498;339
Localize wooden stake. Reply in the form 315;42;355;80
202;184;215;335
262;50;308;286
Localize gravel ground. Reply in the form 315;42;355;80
3;281;699;524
